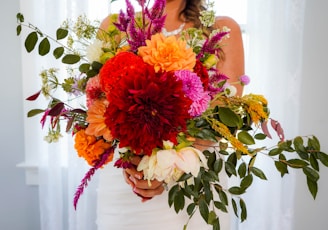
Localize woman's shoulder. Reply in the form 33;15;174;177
214;16;241;33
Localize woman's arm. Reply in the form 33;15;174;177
215;16;245;96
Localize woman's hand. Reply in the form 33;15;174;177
123;156;165;202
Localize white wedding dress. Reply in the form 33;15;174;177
96;156;232;230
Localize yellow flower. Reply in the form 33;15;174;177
85;99;113;142
243;94;268;124
138;33;196;72
212;120;249;154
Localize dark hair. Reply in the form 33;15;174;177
180;0;206;28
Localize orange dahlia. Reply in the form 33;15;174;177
74;129;113;166
138;33;196;73
85;99;113;142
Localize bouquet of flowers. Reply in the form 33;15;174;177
16;0;328;229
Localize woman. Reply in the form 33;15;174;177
96;0;244;229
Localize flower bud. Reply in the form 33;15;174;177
203;54;218;68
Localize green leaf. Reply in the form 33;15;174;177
186;203;196;216
225;161;237;177
317;152;328;167
53;47;65;59
214;201;228;213
238;162;247;178
303;167;319;182
228;186;244;195
287;159;309;168
16;13;25;23
275;161;288;177
208;211;217;225
173;190;185;213
177;173;192;182
251;167;267;180
269;148;282;156
231;198;238;217
254;133;267;140
25;31;38;52
294;136;308;160
62;54;81;64
240;198;247;222
308;136;320;151
214;158;223;174
16;25;22;36
218;189;228;206
27;109;45;117
56;28;68;40
219;107;242;127
168;184;179;207
79;63;91;73
238;131;255;145
199;198;209;223
309;154;319;171
38;37;50;56
307;177;318;199
240;174;253;190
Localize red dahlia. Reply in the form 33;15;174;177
102;52;192;155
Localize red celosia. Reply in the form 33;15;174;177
193;60;209;90
101;52;192;155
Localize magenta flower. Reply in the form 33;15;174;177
240;75;250;86
174;70;210;117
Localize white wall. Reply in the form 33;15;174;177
0;1;40;230
292;1;328;229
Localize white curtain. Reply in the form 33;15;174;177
19;1;109;230
237;0;307;229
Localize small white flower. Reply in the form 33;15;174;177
224;84;237;97
86;39;104;63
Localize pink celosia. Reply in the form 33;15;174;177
85;75;106;108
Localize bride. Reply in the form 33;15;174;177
96;0;244;229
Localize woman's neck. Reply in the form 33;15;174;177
164;0;186;30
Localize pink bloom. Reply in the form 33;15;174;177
85;75;106;108
240;75;250;86
174;70;210;117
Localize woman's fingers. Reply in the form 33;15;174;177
133;181;165;199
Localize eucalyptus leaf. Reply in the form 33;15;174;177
225;161;237;177
38;37;50;56
308;136;320;151
214;201;228;213
254;133;266;140
25;31;38;52
214;158;223;174
79;63;91;73
269;148;282;156
218;189;228;206
186;203;196;216
238;162;247;178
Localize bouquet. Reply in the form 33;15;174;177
16;0;328;229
